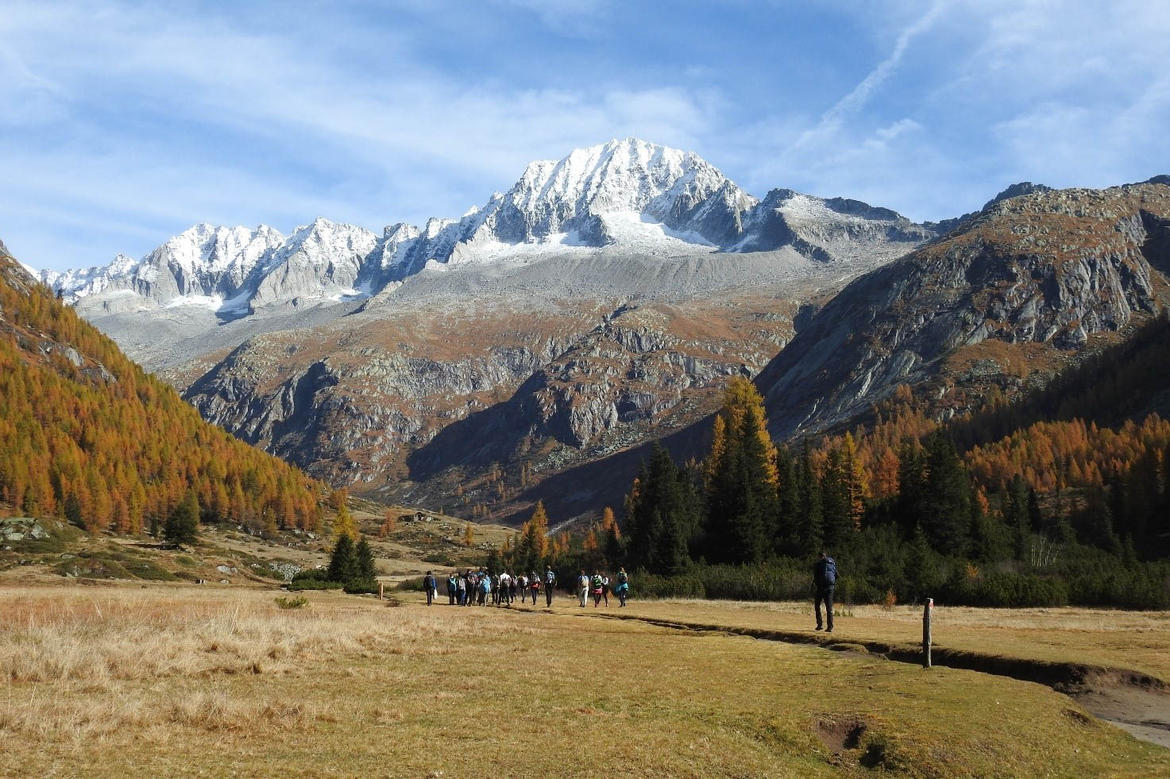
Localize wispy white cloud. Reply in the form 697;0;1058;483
0;0;717;268
2;0;1168;271
787;1;946;154
488;0;613;37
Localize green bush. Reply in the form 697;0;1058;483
274;595;309;609
287;579;343;591
632;571;706;599
342;578;379;595
288;570;343;591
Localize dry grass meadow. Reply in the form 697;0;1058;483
2;584;1168;777
618;599;1170;683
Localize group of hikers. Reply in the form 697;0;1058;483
419;551;838;631
422;567;631;608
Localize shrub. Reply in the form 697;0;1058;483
287;579;343;591
342;578;378;595
633;571;706;599
288;570;343;591
274;595;309;610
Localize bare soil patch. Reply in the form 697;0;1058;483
814;715;868;752
1073;676;1170;749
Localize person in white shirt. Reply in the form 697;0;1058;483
497;571;512;606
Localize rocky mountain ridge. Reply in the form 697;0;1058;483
755;179;1170;443
43;138;933;323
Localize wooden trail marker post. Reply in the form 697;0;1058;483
923;598;933;668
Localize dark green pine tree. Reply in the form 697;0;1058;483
905;523;943;601
1080;484;1123;555
796;444;823;553
624;461;653;566
164;491;200;547
894;437;927;537
919;430;972;556
1026;487;1043;535
63;493;83;529
774;446;800;556
327;534;358;583
704;410;777;563
625;444;699;575
819;448;853;551
970;504;1011;563
355;537;377;584
1004;474;1031;561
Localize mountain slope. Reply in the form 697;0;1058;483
754;179;1170;442
0;242;324;533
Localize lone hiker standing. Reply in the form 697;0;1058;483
424;570;437;606
813;552;837;632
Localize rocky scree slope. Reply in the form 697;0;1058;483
181;291;802;515
755;179;1170;441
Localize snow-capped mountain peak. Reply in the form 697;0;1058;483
49;138;935;316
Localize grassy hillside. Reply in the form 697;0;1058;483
0;499;516;587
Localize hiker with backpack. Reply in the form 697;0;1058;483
615;568;630;607
813;552;838;632
476;570;489;606
544;566;556;607
577;570;590;607
590;571;604;607
532;570;543;605
447;572;458;605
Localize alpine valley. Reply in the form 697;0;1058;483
39;139;1170;525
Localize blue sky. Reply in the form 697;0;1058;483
3;0;1169;272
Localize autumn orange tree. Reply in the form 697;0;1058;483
0;252;325;534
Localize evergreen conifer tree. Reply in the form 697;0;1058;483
820;448;852;550
920;431;972;555
164;491;200;547
703;377;778;563
625;444;699;574
774;446;800;556
355;537;376;584
327;533;358;583
797;444;823;553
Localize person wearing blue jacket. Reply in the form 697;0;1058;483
813;552;837;632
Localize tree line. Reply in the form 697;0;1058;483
491;355;1170;608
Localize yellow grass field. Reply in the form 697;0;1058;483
2;584;1168;777
615;599;1170;683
